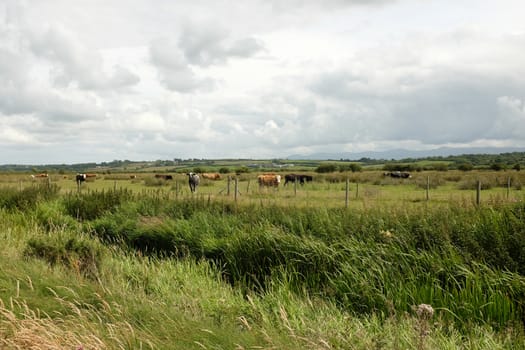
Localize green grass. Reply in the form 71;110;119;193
1;171;525;348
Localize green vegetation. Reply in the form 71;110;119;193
1;172;525;348
1;151;524;174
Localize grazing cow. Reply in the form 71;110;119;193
384;171;411;179
257;174;281;187
301;175;313;183
201;173;221;180
31;173;49;180
154;174;173;180
76;173;97;185
187;172;200;193
284;174;313;186
76;173;87;184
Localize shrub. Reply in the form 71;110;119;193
24;234;104;278
457;162;474;171
0;184;59;211
316;164;338;173
63;189;134;221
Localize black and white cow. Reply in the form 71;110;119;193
187;172;200;193
284;174;313;186
76;173;87;185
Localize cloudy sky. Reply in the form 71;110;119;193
1;0;524;164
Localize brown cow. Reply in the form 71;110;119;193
31;173;49;180
257;174;281;187
201;173;221;180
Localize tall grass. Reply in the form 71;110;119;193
2;186;525;348
63;192;525;329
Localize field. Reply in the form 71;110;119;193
1;169;525;349
4;169;524;207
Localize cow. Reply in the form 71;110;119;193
76;173;87;184
257;174;281;187
300;175;313;184
384;171;411;179
284;174;313;186
76;173;96;185
31;173;49;180
201;173;221;180
154;174;173;180
187;172;200;193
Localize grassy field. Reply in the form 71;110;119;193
4;169;524;207
1;169;525;349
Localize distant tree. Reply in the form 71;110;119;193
513;163;521;171
235;167;250;175
316;164;338;173
383;163;414;172
431;163;449;171
219;167;230;174
490;162;506;171
457;162;474;171
349;163;362;172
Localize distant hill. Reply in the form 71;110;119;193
287;147;525;161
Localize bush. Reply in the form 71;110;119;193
316;164;337;173
24;234;104;278
63;189;134;221
0;184;60;211
457;162;474;171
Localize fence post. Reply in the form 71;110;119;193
507;176;511;199
227;176;231;196
426;176;430;201
345;178;349;208
294;177;297;196
234;178;238;202
476;180;481;206
355;182;359;199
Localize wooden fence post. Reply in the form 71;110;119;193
234;178;239;202
426;176;430;201
476;180;481;206
507;176;511;199
345;178;349;208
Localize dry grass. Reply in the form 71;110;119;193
0;299;107;349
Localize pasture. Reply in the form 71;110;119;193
3;169;524;209
1;169;525;348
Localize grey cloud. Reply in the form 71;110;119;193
227;37;265;57
29;25;140;90
177;21;264;66
149;23;264;93
267;0;396;12
308;67;525;147
149;38;215;92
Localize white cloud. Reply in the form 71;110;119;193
2;0;525;163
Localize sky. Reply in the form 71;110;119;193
1;0;525;164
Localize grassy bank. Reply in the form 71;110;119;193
1;184;524;348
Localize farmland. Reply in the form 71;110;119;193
1;166;525;349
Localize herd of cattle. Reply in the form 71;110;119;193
30;170;412;193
